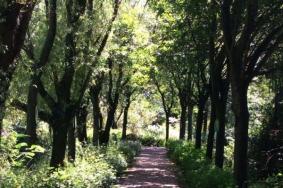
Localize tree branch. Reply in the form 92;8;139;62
37;80;56;110
10;100;52;123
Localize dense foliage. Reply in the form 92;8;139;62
166;140;234;188
0;140;141;187
0;0;282;187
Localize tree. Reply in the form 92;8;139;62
100;58;128;144
0;1;35;143
90;73;104;146
99;4;149;144
194;62;209;149
24;0;57;145
151;0;210;141
205;0;230;167
76;102;88;144
33;0;122;167
151;67;176;141
221;0;283;186
121;85;136;140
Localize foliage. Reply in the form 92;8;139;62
117;141;141;163
1;0;283;187
136;125;165;147
0;140;141;188
166;140;234;188
138;135;165;147
250;173;283;188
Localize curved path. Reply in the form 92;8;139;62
117;147;180;188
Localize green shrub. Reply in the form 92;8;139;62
0;146;116;188
125;133;138;141
0;140;141;188
139;135;165;147
250;173;283;188
166;140;234;188
105;145;128;175
118;141;141;162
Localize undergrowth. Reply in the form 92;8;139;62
0;133;141;188
166;140;234;188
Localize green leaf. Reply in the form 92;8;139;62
15;142;28;149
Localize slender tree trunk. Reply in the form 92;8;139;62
233;89;249;188
0;103;4;144
92;104;100;146
99;112;103;130
165;112;170;141
0;72;11;144
179;103;187;140
187;105;193;140
195;95;208;149
77;105;88;144
50;123;68;168
101;107;116;145
215;87;228;168
26;75;38;144
202;104;208;140
179;92;187;140
68;118;76;162
206;101;216;159
90;84;102;146
122;100;131;140
112;119;118;129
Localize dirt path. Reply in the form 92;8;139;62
116;147;180;188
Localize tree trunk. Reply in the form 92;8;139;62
77;105;88;144
68;118;76;162
206;101;216;159
233;89;249;188
90;84;102;146
0;72;11;144
92;104;100;146
50;124;68;168
202;104;208;140
195;95;208;149
179;103;187;140
0;3;35;143
25;0;57;145
187;105;193;140
215;88;228;168
165;112;170;141
101;107;116;145
112;119;118;129
122;100;131;140
26;75;38;144
179;92;187;140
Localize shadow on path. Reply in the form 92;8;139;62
116;147;180;188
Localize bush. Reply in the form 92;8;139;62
0;140;141;188
125;133;139;141
250;173;283;188
166;140;234;188
118;141;141;162
104;141;142;175
0;146;116;188
139;135;165;147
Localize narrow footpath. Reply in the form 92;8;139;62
117;147;181;188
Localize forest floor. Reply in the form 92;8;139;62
116;147;181;188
